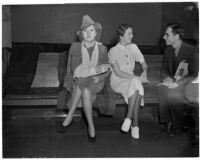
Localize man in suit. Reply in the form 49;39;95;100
157;23;199;134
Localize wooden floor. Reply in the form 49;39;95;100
3;106;199;158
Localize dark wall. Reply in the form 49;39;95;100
10;3;198;46
11;3;162;45
161;2;198;41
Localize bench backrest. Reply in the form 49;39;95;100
134;54;162;85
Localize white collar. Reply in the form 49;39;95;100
117;43;131;49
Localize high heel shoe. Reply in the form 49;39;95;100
87;128;96;143
88;134;96;143
57;122;72;134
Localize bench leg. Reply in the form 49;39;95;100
105;99;116;116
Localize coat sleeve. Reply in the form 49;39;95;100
64;42;81;92
160;49;172;81
188;47;199;77
99;45;109;64
97;45;110;81
70;43;82;74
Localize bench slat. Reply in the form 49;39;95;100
3;99;57;106
4;94;58;100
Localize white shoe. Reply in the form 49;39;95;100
121;118;132;132
131;126;139;139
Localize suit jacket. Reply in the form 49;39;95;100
161;41;199;81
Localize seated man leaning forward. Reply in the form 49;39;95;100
157;23;199;134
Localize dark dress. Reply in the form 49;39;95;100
63;42;109;107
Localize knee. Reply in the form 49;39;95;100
73;84;81;91
82;88;93;106
82;88;91;97
157;87;180;102
185;95;199;104
167;90;185;104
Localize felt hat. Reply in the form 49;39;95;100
77;15;102;41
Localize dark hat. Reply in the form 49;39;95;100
77;15;102;41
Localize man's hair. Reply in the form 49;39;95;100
116;24;133;37
166;23;185;39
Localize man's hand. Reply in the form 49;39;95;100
167;82;178;89
157;77;174;87
158;77;175;87
163;77;173;83
157;81;178;89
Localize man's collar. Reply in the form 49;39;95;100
172;40;182;50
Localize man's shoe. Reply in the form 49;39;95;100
160;121;172;134
169;128;182;136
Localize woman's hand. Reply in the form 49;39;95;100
95;64;111;73
140;70;149;83
92;76;100;83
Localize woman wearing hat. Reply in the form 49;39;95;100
108;24;148;139
57;15;110;142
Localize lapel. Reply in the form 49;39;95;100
176;42;186;61
167;46;175;75
97;44;102;65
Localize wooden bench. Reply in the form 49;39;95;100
3;42;162;118
3;51;63;106
3;90;59;106
3;55;162;104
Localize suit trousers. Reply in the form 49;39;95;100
157;84;187;128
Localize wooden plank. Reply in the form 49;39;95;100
3;99;57;106
115;97;158;105
31;52;60;88
5;94;58;100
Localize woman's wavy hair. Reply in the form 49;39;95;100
166;23;185;40
116;24;133;40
